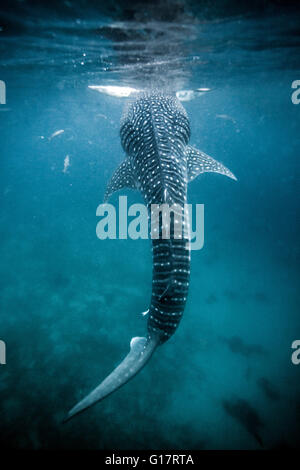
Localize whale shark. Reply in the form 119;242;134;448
64;91;236;422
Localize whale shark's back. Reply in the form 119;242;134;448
120;92;190;159
120;92;192;342
120;92;190;207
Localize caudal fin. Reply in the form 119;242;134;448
63;335;159;422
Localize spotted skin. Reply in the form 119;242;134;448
120;92;191;342
64;92;237;421
106;91;237;342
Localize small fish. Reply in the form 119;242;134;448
63;155;70;174
49;129;64;140
216;114;236;124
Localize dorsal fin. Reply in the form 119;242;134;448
186;146;237;182
104;159;136;202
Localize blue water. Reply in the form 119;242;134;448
0;0;299;450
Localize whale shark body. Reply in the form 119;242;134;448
65;92;236;421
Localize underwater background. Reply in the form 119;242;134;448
0;0;299;450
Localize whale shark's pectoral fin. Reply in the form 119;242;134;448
186;146;237;182
63;335;159;422
104;159;136;202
